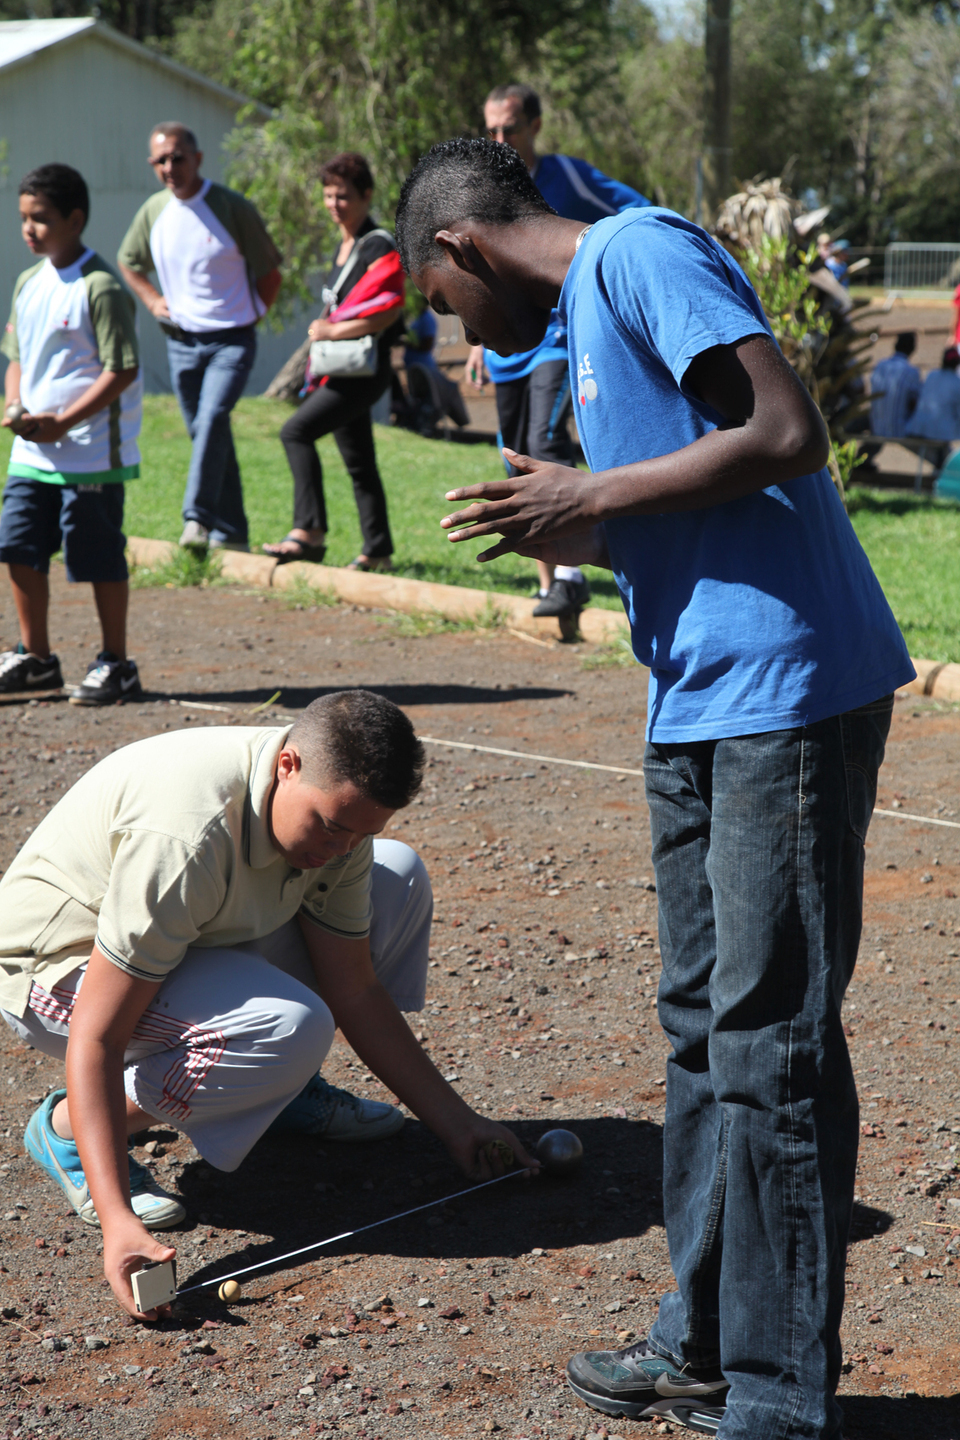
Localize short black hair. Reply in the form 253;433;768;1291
288;690;424;809
19;164;89;227
395;137;554;275
486;82;541;122
894;332;917;356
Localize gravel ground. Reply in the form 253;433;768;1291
0;571;958;1440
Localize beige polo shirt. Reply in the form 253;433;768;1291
0;725;372;1017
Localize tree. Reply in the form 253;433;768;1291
170;0;620;305
0;0;203;46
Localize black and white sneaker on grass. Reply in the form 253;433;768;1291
532;575;591;618
69;651;143;707
0;644;63;693
566;1337;729;1431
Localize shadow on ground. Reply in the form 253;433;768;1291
172;1116;663;1294
849;1201;895;1241
159;684;572;710
842;1393;960;1439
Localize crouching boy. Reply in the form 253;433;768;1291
0;691;535;1318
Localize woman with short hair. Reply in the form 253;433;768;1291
264;153;405;571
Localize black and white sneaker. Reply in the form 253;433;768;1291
532;575;591;618
651;1400;726;1435
566;1337;728;1426
69;652;143;707
0;645;63;693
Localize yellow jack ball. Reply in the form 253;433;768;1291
218;1279;242;1302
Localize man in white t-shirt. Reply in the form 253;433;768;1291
118;124;282;552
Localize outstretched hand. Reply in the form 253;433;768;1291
441;449;605;565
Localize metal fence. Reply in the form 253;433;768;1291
884;243;960;294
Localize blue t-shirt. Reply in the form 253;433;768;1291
559;208;914;742
404;308;438;370
905;368;960;442
485;154;650;385
870;353;921;437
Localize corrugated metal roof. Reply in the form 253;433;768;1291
0;17;94;69
0;19;270;116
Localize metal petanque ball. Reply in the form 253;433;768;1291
536;1128;583;1175
4;402;26;432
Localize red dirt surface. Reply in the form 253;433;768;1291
0;571;957;1440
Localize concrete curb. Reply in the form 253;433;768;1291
125;536;630;645
900;657;960;703
126;537;960;695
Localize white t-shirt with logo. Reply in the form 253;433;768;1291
2;248;141;481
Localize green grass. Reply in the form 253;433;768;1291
56;395;623;607
846;487;960;663
5;402;960;658
128;546;222;589
379;599;507;637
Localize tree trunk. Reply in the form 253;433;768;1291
264;336;311;402
702;0;732;227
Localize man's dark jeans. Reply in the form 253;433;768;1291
644;695;893;1440
167;326;256;546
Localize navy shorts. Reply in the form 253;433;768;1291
0;475;128;583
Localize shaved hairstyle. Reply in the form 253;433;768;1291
287;690;424;809
395;136;554;276
485;82;541;121
150;122;199;151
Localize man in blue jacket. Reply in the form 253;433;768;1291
467;83;649;620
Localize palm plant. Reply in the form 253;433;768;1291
714;174;881;499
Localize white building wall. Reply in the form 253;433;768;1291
0;27;307;394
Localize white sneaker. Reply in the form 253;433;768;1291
267;1075;405;1141
179;520;209;550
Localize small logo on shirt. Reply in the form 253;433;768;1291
578;353;598;405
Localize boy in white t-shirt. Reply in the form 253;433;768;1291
1;164;143;706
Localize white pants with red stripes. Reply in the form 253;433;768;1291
2;840;431;1171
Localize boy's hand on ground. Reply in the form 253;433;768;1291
16;412;68;442
103;1215;176;1320
442;450;600;562
445;1116;540;1181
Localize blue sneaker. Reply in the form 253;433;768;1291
25;1090;185;1229
268;1074;404;1141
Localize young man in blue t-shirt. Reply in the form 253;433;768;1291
396;140;915;1440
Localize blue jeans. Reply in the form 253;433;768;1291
644;696;893;1440
167;327;256;545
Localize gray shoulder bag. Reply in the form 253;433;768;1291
308;229;395;380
